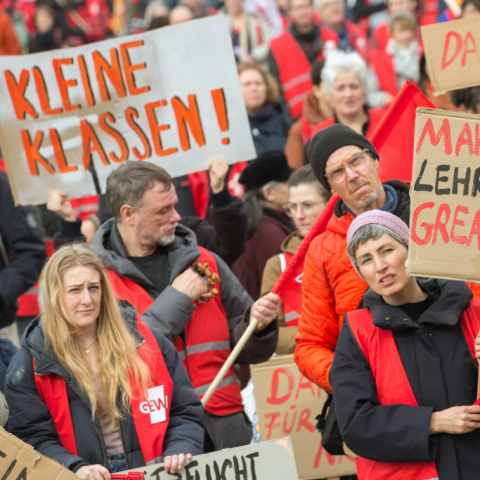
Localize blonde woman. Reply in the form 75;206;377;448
5;244;203;479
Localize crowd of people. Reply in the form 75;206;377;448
1;0;480;478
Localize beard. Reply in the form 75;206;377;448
137;221;177;246
348;179;379;209
355;191;379;209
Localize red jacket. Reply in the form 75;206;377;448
310;107;387;141
270;28;337;119
347;300;480;479
107;247;244;416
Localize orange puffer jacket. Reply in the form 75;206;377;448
294;204;366;394
294;182;480;393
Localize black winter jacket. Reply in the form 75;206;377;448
0;172;46;328
5;305;204;472
332;279;480;480
248;103;291;156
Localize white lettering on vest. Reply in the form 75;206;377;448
139;386;168;424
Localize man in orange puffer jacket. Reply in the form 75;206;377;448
294;124;480;393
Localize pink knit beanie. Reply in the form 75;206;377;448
346;210;409;279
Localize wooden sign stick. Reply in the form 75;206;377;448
201;317;258;407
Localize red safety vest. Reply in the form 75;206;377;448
373;22;390;51
347;298;480;480
278;252;303;326
370;49;398;97
107;247;244;416
34;318;174;465
270;29;337;119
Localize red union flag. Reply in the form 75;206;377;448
371;81;436;184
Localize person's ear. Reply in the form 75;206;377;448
262;184;275;202
119;204;136;226
373;157;379;171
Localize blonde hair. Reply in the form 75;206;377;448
238;63;280;106
42;244;150;426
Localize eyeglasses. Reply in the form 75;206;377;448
283;201;324;217
324;149;372;184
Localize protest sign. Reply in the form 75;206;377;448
422;16;480;95
250;355;356;479
0;427;78;480
0;16;256;205
407;108;480;282
121;437;299;480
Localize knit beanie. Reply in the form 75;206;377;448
346;210;409;279
239;151;294;191
307;124;379;192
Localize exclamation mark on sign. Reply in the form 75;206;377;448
211;88;230;145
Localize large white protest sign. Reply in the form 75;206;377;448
0;16;256;205
122;437;299;480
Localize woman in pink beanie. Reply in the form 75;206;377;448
330;209;480;480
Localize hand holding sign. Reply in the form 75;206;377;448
76;465;111;480
163;454;192;474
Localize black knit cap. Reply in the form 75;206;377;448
239;151;294;191
307;124;379;192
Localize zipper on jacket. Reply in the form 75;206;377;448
92;418;108;468
118;421;130;471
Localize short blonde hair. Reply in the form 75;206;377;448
238;63;280;106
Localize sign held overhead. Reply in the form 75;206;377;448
421;16;480;95
0;15;255;205
408;108;480;283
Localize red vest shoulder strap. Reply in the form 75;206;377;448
347;308;418;406
459;298;480;361
311;117;335;138
34;359;78;456
299;117;312;144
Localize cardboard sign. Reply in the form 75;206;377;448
250;355;356;480
121;438;299;480
407;108;480;282
422;16;480;95
0;427;78;480
0;16;255;205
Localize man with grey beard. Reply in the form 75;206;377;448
91;160;280;457
293;124;410;399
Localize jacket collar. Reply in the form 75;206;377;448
328;180;410;237
363;278;473;331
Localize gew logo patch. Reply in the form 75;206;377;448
139;386;169;424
